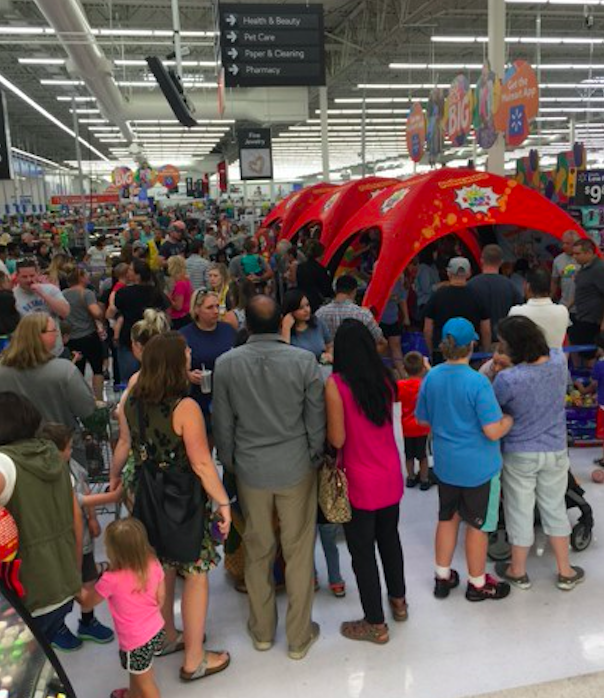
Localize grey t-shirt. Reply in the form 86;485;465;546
0;358;95;429
63;288;97;339
552;252;578;307
13;283;66;356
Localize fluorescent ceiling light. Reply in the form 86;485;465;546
57;96;96;102
114;59;217;67
315;109;409;115
69;108;101;114
390;62;482;70
390;62;604;71
12;146;73;172
0;26;52;35
116;80;218;88
432;35;604;45
334;98;410;104
357;83;449;89
132;119;234;124
19;57;65;65
79;119;108;123
0;70;108;160
41;79;83;86
507;0;601;4
132;126;228;132
307;118;406;124
541;107;603;112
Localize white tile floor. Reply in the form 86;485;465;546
61;445;604;698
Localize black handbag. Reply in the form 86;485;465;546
132;400;207;563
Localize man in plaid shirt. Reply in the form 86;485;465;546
316;275;387;352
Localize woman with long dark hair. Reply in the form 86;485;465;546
281;289;333;363
325;319;406;644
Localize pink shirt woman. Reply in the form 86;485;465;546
332;373;403;510
167;256;193;329
326;319;407;644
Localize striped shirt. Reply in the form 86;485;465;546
316;298;384;342
185;254;210;290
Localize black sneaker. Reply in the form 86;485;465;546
406;476;418;488
420;480;432;491
466;574;511;602
434;569;460;599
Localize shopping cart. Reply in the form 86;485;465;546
80;403;121;520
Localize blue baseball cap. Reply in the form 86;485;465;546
442;317;479;346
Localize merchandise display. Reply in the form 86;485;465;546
0;590;74;698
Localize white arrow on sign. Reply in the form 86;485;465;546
226;30;237;43
225;13;237;26
227;47;238;59
228;64;239;75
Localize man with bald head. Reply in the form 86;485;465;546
213;295;325;661
552;230;579;308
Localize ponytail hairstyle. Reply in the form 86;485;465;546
131;308;170;347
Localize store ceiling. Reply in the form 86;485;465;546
1;0;604;180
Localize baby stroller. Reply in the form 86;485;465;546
488;471;594;561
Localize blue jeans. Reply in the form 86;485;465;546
117;345;140;383
318;523;343;585
32;600;74;643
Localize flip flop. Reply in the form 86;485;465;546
157;631;185;656
179;650;230;682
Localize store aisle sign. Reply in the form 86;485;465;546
447;75;472;147
406;103;426;163
219;3;325;87
575;170;604;206
239;128;273;180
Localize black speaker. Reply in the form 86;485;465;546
146;56;197;128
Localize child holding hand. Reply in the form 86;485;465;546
80;518;166;698
41;423;118;651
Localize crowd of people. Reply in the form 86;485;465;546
0;206;601;698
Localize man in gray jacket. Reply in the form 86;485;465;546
213;295;325;660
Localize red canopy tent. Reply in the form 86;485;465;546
323;168;588;320
282;177;400;249
259;182;338;241
260;189;299;229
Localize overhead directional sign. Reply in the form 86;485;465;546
219;3;325;87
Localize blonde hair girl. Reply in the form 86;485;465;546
81;517;166;698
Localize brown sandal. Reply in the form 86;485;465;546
340;619;389;644
389;597;409;622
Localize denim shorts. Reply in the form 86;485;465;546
502;450;571;547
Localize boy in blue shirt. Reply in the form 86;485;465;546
416;318;514;602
